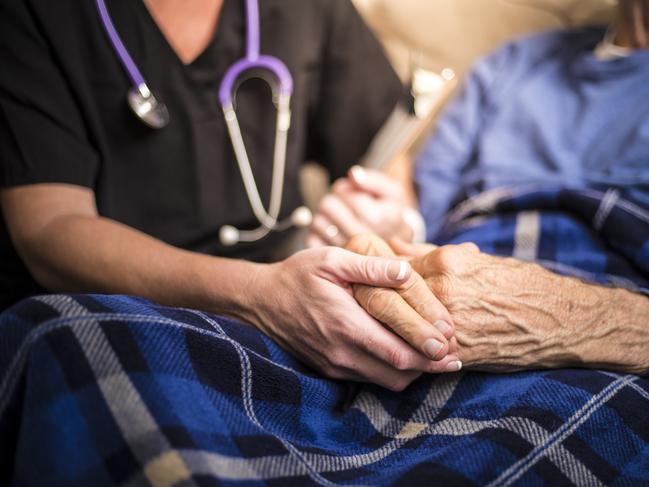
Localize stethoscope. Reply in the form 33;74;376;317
95;0;313;246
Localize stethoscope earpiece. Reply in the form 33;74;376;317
290;206;313;227
219;225;241;247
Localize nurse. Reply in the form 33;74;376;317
0;0;458;390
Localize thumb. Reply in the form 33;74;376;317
323;248;411;288
348;166;403;199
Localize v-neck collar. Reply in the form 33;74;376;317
135;0;235;69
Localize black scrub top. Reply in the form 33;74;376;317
0;0;402;309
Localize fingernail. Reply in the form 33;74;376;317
388;261;410;281
351;165;366;184
446;361;462;372
434;320;452;334
423;339;444;359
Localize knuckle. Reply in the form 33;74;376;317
356;330;378;355
391;319;419;345
385;375;411;392
363;207;384;229
387;348;411;371
363;207;383;227
312;214;328;231
427;245;460;271
346;233;374;254
397;272;421;295
320;247;343;268
318;194;337;214
364;288;398;319
352;255;381;283
435;246;458;266
322;364;344;380
385;382;405;393
461;242;480;253
378;174;402;198
326;350;348;371
431;275;453;303
346;196;366;216
331;179;345;192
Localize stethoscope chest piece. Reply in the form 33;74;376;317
95;0;169;129
128;85;170;129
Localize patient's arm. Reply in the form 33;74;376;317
351;234;649;374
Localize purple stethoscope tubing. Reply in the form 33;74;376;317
95;0;146;89
95;0;293;118
218;0;293;106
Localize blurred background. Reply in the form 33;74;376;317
354;0;614;80
300;0;617;211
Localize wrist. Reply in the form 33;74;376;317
194;255;270;327
401;207;427;243
562;283;649;373
235;261;278;333
601;287;649;373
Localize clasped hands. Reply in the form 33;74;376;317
297;167;641;387
261;168;646;391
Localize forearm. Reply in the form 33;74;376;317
19;213;263;321
493;271;649;373
445;258;649;374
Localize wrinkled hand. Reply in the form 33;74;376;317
306;167;413;248
250;246;456;391
390;239;649;373
345;234;461;372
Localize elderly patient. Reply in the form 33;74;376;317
324;0;649;375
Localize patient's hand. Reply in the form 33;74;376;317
346;234;461;373
307;168;414;248
390;239;649;373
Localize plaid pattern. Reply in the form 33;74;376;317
437;185;649;292
1;185;648;486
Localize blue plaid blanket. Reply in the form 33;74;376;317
1;185;648;486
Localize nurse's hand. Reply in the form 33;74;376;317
306;167;413;248
345;234;459;368
248;246;459;391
